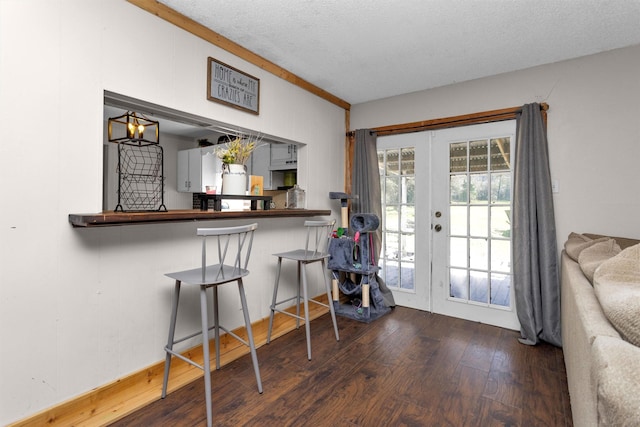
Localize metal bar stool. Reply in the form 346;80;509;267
267;219;339;360
161;223;262;427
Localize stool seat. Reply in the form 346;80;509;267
272;249;330;261
165;264;250;285
161;223;261;427
267;220;339;360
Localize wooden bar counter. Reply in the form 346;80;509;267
69;208;331;228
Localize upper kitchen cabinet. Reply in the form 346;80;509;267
248;143;271;190
270;143;297;170
177;147;223;193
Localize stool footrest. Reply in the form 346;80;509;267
271;307;304;322
271;297;330;322
220;325;249;348
165;347;204;371
308;298;330;309
169;323;242;348
273;295;300;306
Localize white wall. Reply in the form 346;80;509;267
351;44;640;246
0;1;345;424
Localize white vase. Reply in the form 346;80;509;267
222;163;247;195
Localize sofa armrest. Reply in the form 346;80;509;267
561;251;620;427
592;336;640;426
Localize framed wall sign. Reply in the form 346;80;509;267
207;57;260;115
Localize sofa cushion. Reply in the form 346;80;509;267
594;244;640;346
592;335;640;426
564;233;611;262
578;239;622;284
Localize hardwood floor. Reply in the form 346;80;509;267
111;307;572;426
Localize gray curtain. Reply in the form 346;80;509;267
351;129;395;307
513;103;561;347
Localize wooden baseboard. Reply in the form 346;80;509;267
8;295;331;427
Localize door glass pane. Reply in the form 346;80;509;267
450;268;468;299
401;205;415;232
450;142;467;173
401;233;415;261
470;270;488;303
490;138;510;171
450;175;468;203
404;176;415;204
401;148;415;175
491;172;511;202
450;237;467;268
386;232;399;260
469;206;488;237
400;261;415;289
386;149;399;175
385;176;400;204
450;206;467;236
491;206;511;238
470;173;489;203
400;233;415;290
384;259;398;285
491;239;510;272
469;238;488;270
386;206;399;231
469;139;488;172
491;273;511;306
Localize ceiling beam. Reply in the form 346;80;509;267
127;0;351;111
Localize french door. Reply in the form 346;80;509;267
378;121;520;330
377;134;429;311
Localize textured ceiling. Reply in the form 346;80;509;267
157;0;640;105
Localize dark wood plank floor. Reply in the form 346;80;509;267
111;307;572;426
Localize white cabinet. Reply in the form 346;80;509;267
270;143;297;170
177;147;222;193
177;149;195;192
248;143;271;190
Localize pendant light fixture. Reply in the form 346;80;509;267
108;111;159;145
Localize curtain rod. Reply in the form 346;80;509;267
346;130;375;137
346;103;548;137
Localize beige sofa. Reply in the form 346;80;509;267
561;233;640;426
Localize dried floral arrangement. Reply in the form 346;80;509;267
215;133;264;165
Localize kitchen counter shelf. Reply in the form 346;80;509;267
69;209;331;228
